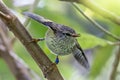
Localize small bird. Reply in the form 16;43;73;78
23;12;89;69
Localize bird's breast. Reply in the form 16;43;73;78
45;29;75;55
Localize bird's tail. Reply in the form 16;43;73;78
23;12;53;27
72;45;90;69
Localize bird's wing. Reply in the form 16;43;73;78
72;41;89;69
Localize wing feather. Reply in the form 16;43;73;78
72;41;89;69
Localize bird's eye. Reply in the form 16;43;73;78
63;33;71;36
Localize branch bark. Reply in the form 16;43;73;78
0;0;63;80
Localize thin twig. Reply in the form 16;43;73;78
107;41;120;46
110;46;120;80
72;3;120;41
24;0;40;27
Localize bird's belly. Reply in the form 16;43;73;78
45;36;75;56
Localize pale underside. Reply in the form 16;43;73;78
45;28;76;56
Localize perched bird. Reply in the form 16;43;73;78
23;12;89;69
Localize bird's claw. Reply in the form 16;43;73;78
29;38;45;43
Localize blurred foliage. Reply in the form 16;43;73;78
90;45;113;78
0;0;120;80
78;33;107;49
0;59;15;80
3;0;14;8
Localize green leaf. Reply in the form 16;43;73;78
78;33;107;49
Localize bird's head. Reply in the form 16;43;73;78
49;23;80;38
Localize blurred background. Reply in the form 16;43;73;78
0;0;120;80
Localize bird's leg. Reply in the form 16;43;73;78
55;55;59;64
29;38;45;43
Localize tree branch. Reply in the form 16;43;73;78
0;0;63;80
0;19;32;80
0;17;42;80
11;0;40;49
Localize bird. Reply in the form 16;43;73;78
23;12;89;69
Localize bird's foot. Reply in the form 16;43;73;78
29;38;45;43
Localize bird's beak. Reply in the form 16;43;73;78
71;34;80;37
